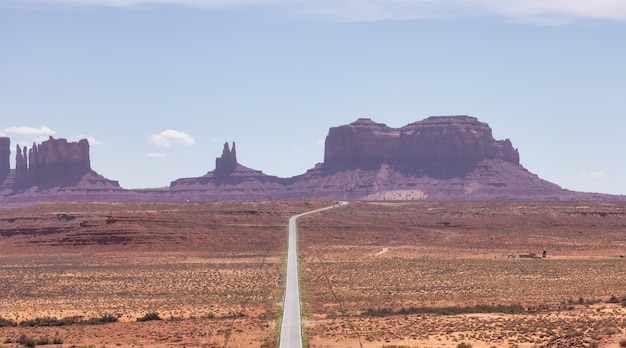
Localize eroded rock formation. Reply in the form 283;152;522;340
0;137;9;183
324;116;519;178
169;141;287;199
15;137;91;189
1;116;623;204
11;137;120;191
215;142;237;174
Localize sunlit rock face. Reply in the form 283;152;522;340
323;116;519;178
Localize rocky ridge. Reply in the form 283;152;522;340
0;116;623;204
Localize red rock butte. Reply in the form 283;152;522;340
323;116;519;176
0;116;624;204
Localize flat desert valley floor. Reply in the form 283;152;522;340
0;201;625;347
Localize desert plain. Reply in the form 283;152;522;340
0;200;625;348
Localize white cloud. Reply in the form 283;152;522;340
13;0;626;22
147;152;167;158
67;135;104;145
580;171;607;179
150;129;195;148
3;126;56;135
87;136;104;145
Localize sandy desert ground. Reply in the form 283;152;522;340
0;200;625;347
0;201;329;347
298;201;626;348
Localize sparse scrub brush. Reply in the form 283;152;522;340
17;334;36;348
137;312;161;322
457;343;472;348
0;316;17;327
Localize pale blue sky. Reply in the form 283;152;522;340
1;0;625;194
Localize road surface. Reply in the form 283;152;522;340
279;202;347;348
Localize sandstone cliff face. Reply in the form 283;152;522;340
16;137;91;189
0;137;9;183
14;137;107;190
324;116;519;178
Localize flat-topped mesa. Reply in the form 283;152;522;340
323;116;520;177
0;137;9;182
15;136;93;189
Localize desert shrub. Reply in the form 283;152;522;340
607;295;620;303
361;307;394;317
457;343;472;348
0;316;17;327
18;315;117;327
362;304;524;317
619;338;626;347
19;316;73;327
137;312;161;322
82;314;118;325
17;334;36;348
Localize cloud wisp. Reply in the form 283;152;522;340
3;126;56;136
67;135;104;145
150;129;195;148
147;152;167;158
580;171;607;179
8;0;626;23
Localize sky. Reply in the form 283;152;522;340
1;0;625;194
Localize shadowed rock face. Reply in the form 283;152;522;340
15;137;92;189
215;142;237;174
0;137;9;183
323;116;519;178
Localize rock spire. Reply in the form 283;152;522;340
0;137;9;182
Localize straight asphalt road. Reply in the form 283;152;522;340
279;202;347;348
